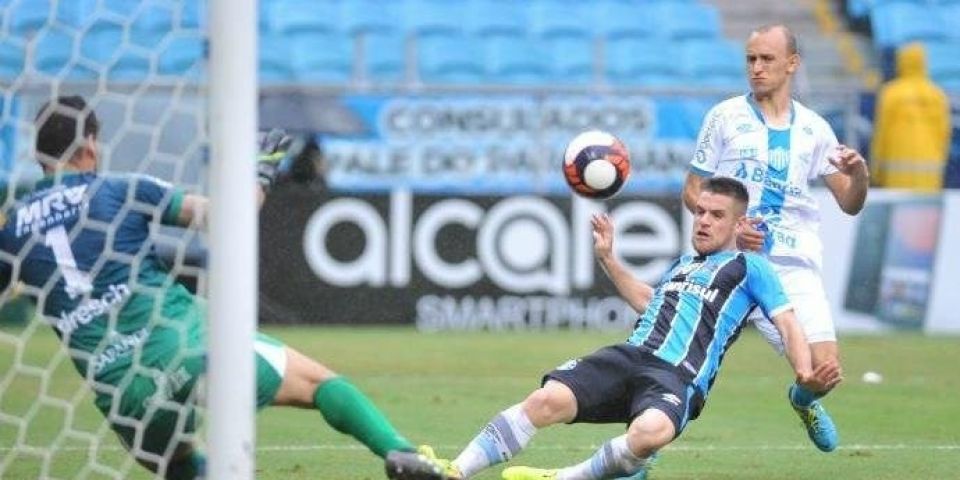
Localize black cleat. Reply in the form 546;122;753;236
385;450;458;480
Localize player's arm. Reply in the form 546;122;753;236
591;213;654;313
822;145;870;216
771;309;841;393
684;105;725;213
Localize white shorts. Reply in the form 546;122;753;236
751;262;836;354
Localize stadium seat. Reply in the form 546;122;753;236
605;38;679;86
80;19;124;65
416;34;484;84
681;39;746;89
484;36;551;84
32;29;74;76
130;4;174;48
361;32;407;83
269;0;342;35
101;0;143;17
108;51;151;81
0;41;25;80
530;0;594;40
158;35;205;77
547;37;595;84
179;0;206;30
465;0;529;39
259;32;293;83
404;0;466;37
871;2;948;47
290;32;353;83
597;0;658;40
925;41;960;86
658;2;722;40
944;4;960;40
341;0;400;36
8;0;52;37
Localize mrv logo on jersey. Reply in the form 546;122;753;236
301;190;681;294
16;184;88;236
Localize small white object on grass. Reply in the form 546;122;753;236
861;371;883;384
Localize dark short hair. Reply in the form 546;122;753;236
35;95;99;162
703;177;749;210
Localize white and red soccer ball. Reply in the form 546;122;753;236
562;130;631;199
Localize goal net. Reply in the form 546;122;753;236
0;1;253;478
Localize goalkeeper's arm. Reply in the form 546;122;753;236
172;130;321;229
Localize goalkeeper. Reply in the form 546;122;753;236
0;95;454;480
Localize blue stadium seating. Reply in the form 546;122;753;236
290;32;353;83
179;1;206;30
658;2;722;40
269;0;342;35
598;1;659;40
466;0;529;39
0;41;25;80
416;34;484;84
8;0;52;37
681;39;745;89
362;32;406;83
260;32;294;83
871;2;948;47
530;0;593;40
925;41;960;88
101;0;143;17
81;20;124;64
484;36;551;84
130;4;173;48
108;51;151;81
32;29;74;76
547;37;594;84
605;38;680;86
341;0;400;36
158;35;205;77
404;0;465;38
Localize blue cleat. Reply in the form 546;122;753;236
788;385;838;452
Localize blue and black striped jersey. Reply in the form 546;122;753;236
628;250;791;397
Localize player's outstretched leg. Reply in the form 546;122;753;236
788;383;838;452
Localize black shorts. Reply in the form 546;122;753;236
543;343;705;436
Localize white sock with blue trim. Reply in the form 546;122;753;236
453;403;537;478
557;434;650;480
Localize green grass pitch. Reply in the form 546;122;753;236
1;325;958;479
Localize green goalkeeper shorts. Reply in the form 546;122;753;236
93;330;287;458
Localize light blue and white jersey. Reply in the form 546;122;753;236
689;94;839;268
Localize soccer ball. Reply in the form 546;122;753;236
562;130;631;199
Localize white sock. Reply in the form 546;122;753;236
453;404;538;478
557;434;649;480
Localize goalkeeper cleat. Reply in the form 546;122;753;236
501;466;558;480
385;447;462;480
789;385;839;452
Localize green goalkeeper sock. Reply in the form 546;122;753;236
313;376;414;458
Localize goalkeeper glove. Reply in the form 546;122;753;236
257;129;322;192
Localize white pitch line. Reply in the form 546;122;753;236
3;444;958;453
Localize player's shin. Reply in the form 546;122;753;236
314;376;414;458
453;404;538;478
556;434;651;480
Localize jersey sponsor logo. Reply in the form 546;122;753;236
661;281;719;303
91;327;147;374
54;283;130;335
768;147;790;172
661;393;682;407
16;184;88;236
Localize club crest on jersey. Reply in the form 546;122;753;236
768;147;790;172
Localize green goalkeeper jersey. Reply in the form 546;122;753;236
0;172;202;379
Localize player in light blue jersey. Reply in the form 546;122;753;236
0;96;453;480
683;24;869;453
437;177;841;480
